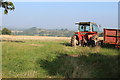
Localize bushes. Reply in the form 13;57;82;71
2;28;11;35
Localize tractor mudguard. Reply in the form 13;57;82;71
78;35;82;40
74;34;82;41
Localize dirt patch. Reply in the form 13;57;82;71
15;70;38;78
29;44;44;47
68;54;80;57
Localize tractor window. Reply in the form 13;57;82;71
79;25;84;31
92;24;98;32
85;25;90;32
79;25;90;32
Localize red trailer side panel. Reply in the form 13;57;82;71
105;29;117;36
104;29;120;46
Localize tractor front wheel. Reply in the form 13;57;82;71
91;35;99;47
71;36;78;47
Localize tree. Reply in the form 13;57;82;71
0;0;15;14
2;28;11;35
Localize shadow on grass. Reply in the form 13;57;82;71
60;42;71;47
100;43;120;51
2;40;25;43
61;41;120;50
101;43;115;48
37;53;119;78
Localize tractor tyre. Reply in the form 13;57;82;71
92;35;99;41
71;36;78;47
91;35;99;47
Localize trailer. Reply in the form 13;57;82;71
103;29;120;48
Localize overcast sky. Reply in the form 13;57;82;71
2;2;118;30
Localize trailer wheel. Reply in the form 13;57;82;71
71;36;78;47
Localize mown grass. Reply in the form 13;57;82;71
2;40;120;78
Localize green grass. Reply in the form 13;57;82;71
2;40;120;78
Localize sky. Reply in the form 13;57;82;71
2;2;118;30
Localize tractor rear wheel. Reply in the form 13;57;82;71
71;36;78;47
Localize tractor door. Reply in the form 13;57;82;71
88;23;99;39
91;24;99;32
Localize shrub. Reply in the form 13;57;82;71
2;28;11;35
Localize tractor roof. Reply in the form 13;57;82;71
75;22;97;25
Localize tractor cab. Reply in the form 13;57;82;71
71;22;99;47
76;22;99;32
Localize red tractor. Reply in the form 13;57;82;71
71;22;100;47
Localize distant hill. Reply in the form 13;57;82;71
12;27;75;37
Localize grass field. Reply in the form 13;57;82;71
2;35;120;78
